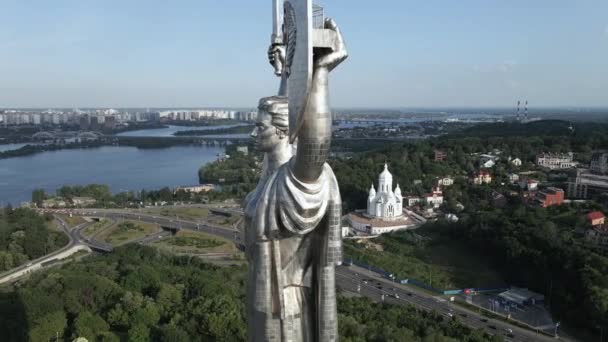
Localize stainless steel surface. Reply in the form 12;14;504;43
244;2;348;340
271;0;284;76
284;0;313;143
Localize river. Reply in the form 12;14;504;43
0;125;243;205
0;124;260;205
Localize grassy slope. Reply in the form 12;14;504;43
98;220;160;246
345;229;505;290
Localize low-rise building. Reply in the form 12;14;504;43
437;177;454;187
445;213;459;222
508;173;520;184
434;150;447;162
42;198;67;208
481;159;496;168
519;178;539;191
471;170;492;185
405;196;422;207
535;187;564;207
347;212;416;235
479;154;499;169
499;288;545;306
176;184;216;193
587;211;605;226
424;187;444;209
536;152;575;169
511;158;522;167
72;197;97;206
236;146;249;155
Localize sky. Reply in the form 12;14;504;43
0;0;607;109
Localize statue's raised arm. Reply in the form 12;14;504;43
291;18;347;183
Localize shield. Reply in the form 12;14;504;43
283;0;312;143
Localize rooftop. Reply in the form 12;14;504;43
499;288;544;304
587;211;605;221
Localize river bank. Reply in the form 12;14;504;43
0;145;225;205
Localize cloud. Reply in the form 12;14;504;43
473;60;517;74
498;60;517;73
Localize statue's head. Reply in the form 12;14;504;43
251;96;289;152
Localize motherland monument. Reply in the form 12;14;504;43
242;0;347;341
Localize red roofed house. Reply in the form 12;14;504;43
535;187;564;207
587;211;605;226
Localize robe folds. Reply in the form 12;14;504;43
244;159;342;342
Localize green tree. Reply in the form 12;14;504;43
73;311;110;340
31;189;47;207
128;323;150;342
28;311;67;342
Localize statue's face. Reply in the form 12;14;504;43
251;109;282;152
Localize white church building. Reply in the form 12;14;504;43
367;163;403;218
347;163;416;235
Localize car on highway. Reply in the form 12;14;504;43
480;318;488;323
504;328;513;334
392;293;400;299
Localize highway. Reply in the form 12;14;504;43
70;208;240;242
60;208;567;342
335;266;562;342
0;216;89;284
71;218;114;252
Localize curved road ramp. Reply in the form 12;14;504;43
0;244;92;285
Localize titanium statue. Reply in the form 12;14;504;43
243;8;348;342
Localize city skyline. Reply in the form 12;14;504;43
1;0;607;108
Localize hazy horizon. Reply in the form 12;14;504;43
1;0;607;108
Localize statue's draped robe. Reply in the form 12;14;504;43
244;160;342;342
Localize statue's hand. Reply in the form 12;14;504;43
268;44;286;76
314;18;348;72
